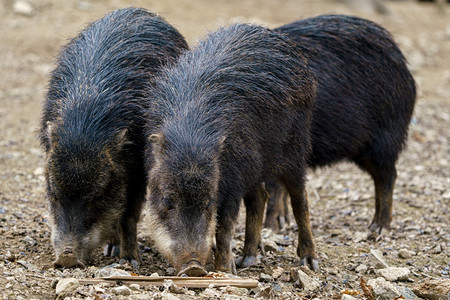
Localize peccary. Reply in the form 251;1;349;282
40;7;188;268
145;23;317;275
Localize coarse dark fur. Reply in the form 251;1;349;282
145;23;317;275
262;14;416;233
40;7;188;268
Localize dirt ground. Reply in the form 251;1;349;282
0;0;449;299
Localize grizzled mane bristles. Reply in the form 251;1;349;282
275;14;416;156
41;8;188;150
148;23;315;150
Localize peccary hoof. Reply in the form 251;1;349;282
177;260;207;277
299;257;319;271
236;255;258;268
53;251;85;269
119;258;139;269
103;244;120;257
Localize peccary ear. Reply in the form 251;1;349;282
149;133;165;146
117;128;128;141
116;129;128;148
149;133;166;155
46;121;54;144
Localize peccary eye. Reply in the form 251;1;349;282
163;198;175;210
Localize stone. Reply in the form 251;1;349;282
341;294;358;300
161;293;180;300
55;278;79;297
13;0;34;16
94;285;105;294
376;267;411;282
367;277;402;300
94;266;130;277
255;285;276;298
16;260;36;270
129;284;140;291
22;236;37;246
112;285;131;296
259;273;273;282
369;249;389;268
263;238;279;252
163;279;185;294
431;244;442;254
412;278;450;300
202;288;219;298
272;267;285;279
33;167;44;176
352;231;368;243
223;286;248;296
397;286;420;300
398;248;413;259
297;269;321;292
328;267;339;275
355;264;368;274
130;295;151;300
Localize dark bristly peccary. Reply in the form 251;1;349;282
262;15;416;233
40;8;188;268
145;23;317;275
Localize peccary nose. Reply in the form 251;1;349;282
53;248;86;269
177;260;207;277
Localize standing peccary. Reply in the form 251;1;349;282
40;8;188;268
262;15;416;234
145;23;317;275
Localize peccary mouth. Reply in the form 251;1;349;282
53;249;86;269
177;260;207;277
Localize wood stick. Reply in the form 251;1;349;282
48;275;259;289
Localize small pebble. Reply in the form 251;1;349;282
272;267;285;279
355;264;368;274
55;278;79;297
398;248;413;259
112;285;131;296
259;273;273;282
13;0;34;16
376;267;411;282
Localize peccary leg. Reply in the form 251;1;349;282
369;165;396;234
215;196;240;274
118;217;139;268
103;232;120;257
119;184;146;268
264;182;285;232
282;189;291;226
237;184;268;268
282;177;318;271
355;156;396;234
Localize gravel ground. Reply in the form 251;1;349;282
0;0;449;299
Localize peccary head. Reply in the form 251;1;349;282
147;131;225;276
45;123;128;267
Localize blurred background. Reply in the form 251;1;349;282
0;0;449;127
